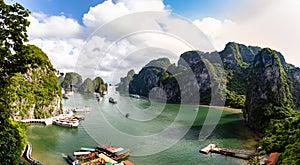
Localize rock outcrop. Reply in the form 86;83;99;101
78;78;94;93
4;45;62;119
61;72;83;91
116;69;135;93
243;48;293;131
92;77;107;96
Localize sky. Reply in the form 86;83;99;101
4;0;300;83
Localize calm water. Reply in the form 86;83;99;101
27;87;256;165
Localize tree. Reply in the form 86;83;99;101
0;0;30;85
0;0;30;164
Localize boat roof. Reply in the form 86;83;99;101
115;149;129;156
110;147;124;153
74;151;91;156
98;153;118;164
80;147;96;151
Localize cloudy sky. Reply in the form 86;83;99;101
4;0;300;83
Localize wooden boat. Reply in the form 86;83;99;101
97;145;130;160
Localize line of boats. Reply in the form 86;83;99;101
66;144;134;165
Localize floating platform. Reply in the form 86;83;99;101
199;144;256;160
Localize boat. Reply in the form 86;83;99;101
53;118;79;128
130;94;140;99
66;154;80;165
73;151;91;156
72;107;90;112
109;97;117;104
97;145;130;161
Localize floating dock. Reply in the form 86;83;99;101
199;144;256;159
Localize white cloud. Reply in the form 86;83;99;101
28;13;83;39
27;0;175;82
29;38;83;73
83;0;166;29
193;17;237;50
192;0;300;67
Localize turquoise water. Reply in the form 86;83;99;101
27;88;256;165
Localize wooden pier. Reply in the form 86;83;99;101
21;118;53;125
199;144;256;159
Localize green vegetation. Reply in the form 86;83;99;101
61;72;82;90
79;78;94;93
93;76;107;95
258;112;300;164
0;1;62;163
4;45;62;119
0;0;30;163
245;48;299;164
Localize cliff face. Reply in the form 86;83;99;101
128;56;222;104
288;67;300;108
116;69;135;93
4;45;62;119
244;48;293;131
120;42;300;109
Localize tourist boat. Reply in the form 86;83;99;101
109;97;117;104
97;145;130;160
53;118;79;128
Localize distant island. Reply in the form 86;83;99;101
59;71;108;96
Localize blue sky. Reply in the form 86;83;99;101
8;0;239;24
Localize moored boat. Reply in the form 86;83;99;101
53;118;79;128
97;145;130;161
130;94;140;99
66;154;80;165
109;97;117;104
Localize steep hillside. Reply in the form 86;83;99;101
243;48;293;131
3;45;62;119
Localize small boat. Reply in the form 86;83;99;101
98;145;130;160
125;113;130;118
72;107;90;112
130;94;140;99
109;97;117;104
66;154;80;165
